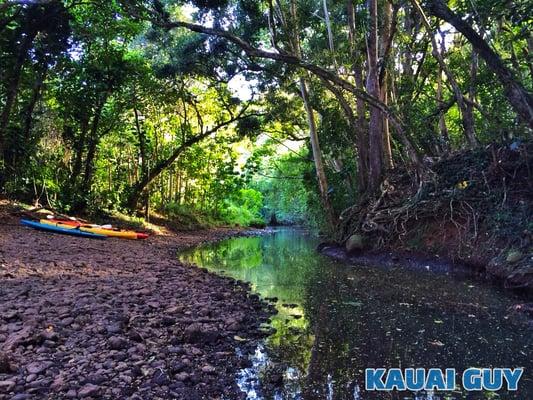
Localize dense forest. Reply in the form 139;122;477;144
1;1;533;399
0;0;531;233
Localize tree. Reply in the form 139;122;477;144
425;0;533;128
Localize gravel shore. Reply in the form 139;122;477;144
0;213;274;399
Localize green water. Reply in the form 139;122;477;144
179;228;532;400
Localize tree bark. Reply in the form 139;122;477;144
381;0;395;170
81;95;107;193
347;0;368;190
437;30;450;152
323;0;334;53
133;100;148;178
426;0;533;128
366;0;383;192
299;78;336;229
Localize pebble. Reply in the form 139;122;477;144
0;218;272;399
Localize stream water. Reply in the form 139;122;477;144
179;228;532;400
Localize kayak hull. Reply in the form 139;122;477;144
41;219;145;240
21;219;107;239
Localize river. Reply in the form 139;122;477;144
179;228;532;399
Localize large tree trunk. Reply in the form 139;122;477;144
70;119;89;184
426;0;533;128
322;0;334;54
366;0;383;192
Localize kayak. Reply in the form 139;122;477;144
21;219;107;240
40;219;148;240
43;219;149;240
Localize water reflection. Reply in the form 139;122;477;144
180;228;532;399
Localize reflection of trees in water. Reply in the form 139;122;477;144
182;231;533;400
301;265;363;400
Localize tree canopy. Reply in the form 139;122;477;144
1;0;531;229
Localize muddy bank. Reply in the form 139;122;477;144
319;242;533;298
318;244;481;276
0;212;275;399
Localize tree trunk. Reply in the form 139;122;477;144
366;0;383;192
381;0;394;170
426;0;533;128
22;66;47;143
0;32;35;166
437;30;450;152
322;0;334;54
81;96;107;193
467;46;478;134
299;77;336;229
133;101;148;178
410;0;478;148
347;0;369;191
70;119;89;184
526;34;533;80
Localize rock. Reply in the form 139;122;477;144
183;323;220;344
0;379;15;393
108;336;128;350
345;234;365;253
128;330;143;342
152;370;170;386
84;373;106;385
61;317;74;326
201;365;216;374
170;361;186;374
40;329;58;341
78;383;100;398
506;250;524;264
26;361;50;375
12;394;30;400
175;372;189;382
161;316;175;326
106;322;123;334
0;352;15;373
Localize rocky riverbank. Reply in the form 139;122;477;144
0;209;275;399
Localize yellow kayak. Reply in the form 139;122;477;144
40;219;140;240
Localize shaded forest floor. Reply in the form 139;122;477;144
0;202;274;399
336;142;533;293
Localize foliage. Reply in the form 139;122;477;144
0;0;531;231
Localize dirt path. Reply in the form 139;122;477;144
0;213;273;399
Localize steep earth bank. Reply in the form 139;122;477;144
330;142;533;293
